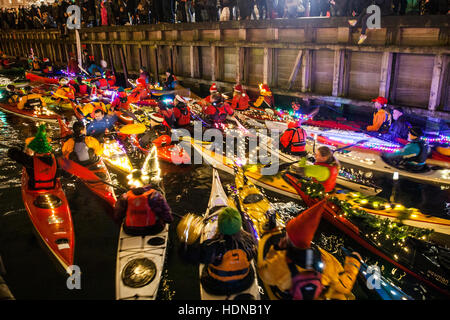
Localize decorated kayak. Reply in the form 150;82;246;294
199;169;261;300
115;148;168;300
283;173;450;296
21;168;74;271
58;118;117;207
0;101;60;123
102;138;134;175
25;72;59;84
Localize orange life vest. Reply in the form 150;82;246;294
33;155;57;189
280;128;306;153
207;249;250;282
125;189;157;228
313;162;338;193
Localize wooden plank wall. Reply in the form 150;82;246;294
0;16;449;119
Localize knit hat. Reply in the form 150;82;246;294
210;83;218;93
286;200;326;249
234;84;243;93
372;96;388;106
218;207;242;235
409;126;423;138
27;124;52;154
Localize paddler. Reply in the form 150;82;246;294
155;101;175;129
203;93;234;126
257;200;362;300
86;108;118;141
41;58;53;74
0;54;11;69
86;54;104;76
381;126;430;172
230;83;250;111
54;78;75;102
72;76;91;96
201;83;218;105
279;121;307;157
383;106;411;143
172;95;191;128
62;121;104;166
289;146;339;193
253;83;274;109
7;124;59;190
16;86;47;111
111;87;129;111
163;68;177;91
114;169;173;235
0;84;21;103
139;66;151;84
194;207;258;296
366;96;392;134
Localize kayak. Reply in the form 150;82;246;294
340;247;412;300
25;72;59;84
21;168;74;271
265;120;450;169
283;172;450;297
58;118;117;207
0;67;25;76
0;101;59;123
115;146;168;300
102;138;134;175
199;168;261;300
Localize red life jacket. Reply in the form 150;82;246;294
313;162;338;193
97;78;108;89
125;189;157;228
280;128;306;153
33;155;57;189
174;105;191;126
76;83;88;95
107;76;116;87
231;94;249;111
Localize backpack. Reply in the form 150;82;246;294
288;262;323;300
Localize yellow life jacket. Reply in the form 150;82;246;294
208;249;250;282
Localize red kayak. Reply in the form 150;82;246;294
58;118;117;207
25;72;59;84
282;172;450;297
0;102;60;123
21;168;74;271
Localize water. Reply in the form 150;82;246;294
0;96;448;300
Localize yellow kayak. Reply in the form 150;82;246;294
102;138;134;175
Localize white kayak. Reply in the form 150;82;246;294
199;169;261;300
264;120;450;187
115;146;168;300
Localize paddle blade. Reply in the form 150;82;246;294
176;213;204;245
57;157;101;182
119;123;147;135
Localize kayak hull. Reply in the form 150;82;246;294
21;169;74;271
0;102;59;123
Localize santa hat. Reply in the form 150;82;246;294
371;96;388;106
260;84;270;92
286;200;326;249
210;83;217;93
234;84;243;93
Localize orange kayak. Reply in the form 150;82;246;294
21;169;74;271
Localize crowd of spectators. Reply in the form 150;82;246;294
0;0;448;31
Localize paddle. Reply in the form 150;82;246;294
273;139;369;172
57;157;126;192
118;123;147;135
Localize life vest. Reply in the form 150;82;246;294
313;162;338;193
33;155;57;189
280;128;306;154
96;78;109;90
231;94;249;111
406;140;430;165
207;248;250;282
125;189;157;228
210;103;230;123
378;108;392;133
174;104;190;126
75;83;89;95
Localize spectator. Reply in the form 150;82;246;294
220;0;237;20
237;0;253;20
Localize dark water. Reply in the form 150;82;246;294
0;96;449;300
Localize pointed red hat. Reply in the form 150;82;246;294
234;84;243;92
261;84;270;92
286;200;326;249
210;83;217;93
